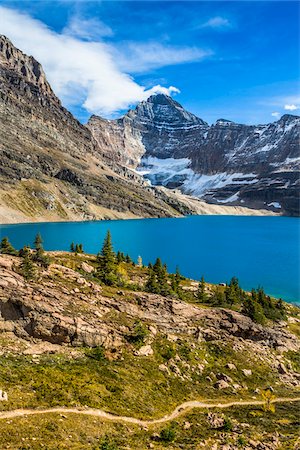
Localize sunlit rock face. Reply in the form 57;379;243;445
89;94;300;216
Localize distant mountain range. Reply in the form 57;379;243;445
88;94;300;216
0;35;299;223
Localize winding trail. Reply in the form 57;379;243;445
0;397;299;426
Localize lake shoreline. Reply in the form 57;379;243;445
1;215;299;303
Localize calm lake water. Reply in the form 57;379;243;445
0;216;299;303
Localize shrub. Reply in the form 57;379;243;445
160;424;176;442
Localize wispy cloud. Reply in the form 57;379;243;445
114;42;212;73
0;6;209;117
200;16;232;30
284;104;299;111
271;112;280;118
63;16;114;40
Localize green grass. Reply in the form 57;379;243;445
0;336;296;419
0;401;299;449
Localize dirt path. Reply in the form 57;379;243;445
0;397;299;426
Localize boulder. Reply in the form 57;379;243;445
214;380;230;389
226;363;237;371
81;262;94;274
135;345;153;357
242;369;252;377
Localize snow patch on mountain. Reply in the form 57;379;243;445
137;156;259;199
182;172;258;197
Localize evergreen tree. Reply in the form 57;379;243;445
20;247;36;281
157;261;170;296
34;233;43;251
171;266;181;295
78;243;83;253
70;242;75;253
175;266;181;288
211;286;226;306
0;237;17;255
97;231;117;285
33;233;50;268
225;277;241;305
125;254;133;264
242;296;265;324
197;276;207;302
145;268;159;294
117;251;124;264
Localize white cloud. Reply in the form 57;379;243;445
271;112;280;118
200;16;231;29
63;16;114;40
0;6;208;117
114;42;212;73
284;104;299;111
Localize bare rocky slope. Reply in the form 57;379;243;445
88;94;300;216
0;253;299;372
0;35;273;224
0;36;204;223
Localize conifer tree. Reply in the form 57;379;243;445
171;266;181;294
97;231;117;285
20;247;36;280
242;296;265;324
78;243;83;253
157;261;170;296
0;237;17;255
70;242;75;253
197;276;207;302
125;254;133;264
145;268;159;293
33;233;50;268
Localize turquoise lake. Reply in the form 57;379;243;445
0;216;299;303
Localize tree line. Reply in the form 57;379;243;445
0;231;286;324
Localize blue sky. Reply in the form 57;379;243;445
0;1;299;124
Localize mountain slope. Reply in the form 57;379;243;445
88;95;300;215
0;36;213;223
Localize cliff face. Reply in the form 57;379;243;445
89;95;300;216
0;35;213;223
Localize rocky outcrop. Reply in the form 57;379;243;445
89;95;300;215
0;254;298;355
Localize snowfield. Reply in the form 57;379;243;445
137;156;258;199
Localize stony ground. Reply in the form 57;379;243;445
0;253;299;448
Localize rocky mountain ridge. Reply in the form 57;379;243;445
89;95;300;215
0;35;272;223
0;36;224;223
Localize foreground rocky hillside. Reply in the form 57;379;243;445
0;35;272;224
89;95;300;216
0;251;299;448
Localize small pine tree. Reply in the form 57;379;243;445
97;231;117;285
117;251;123;264
197;276;207;302
34;233;43;251
0;237;17;255
145;268;159;293
242;296;266;324
78;243;83;253
125;254;133;264
70;242;75;253
33;233;50;268
20;247;36;281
